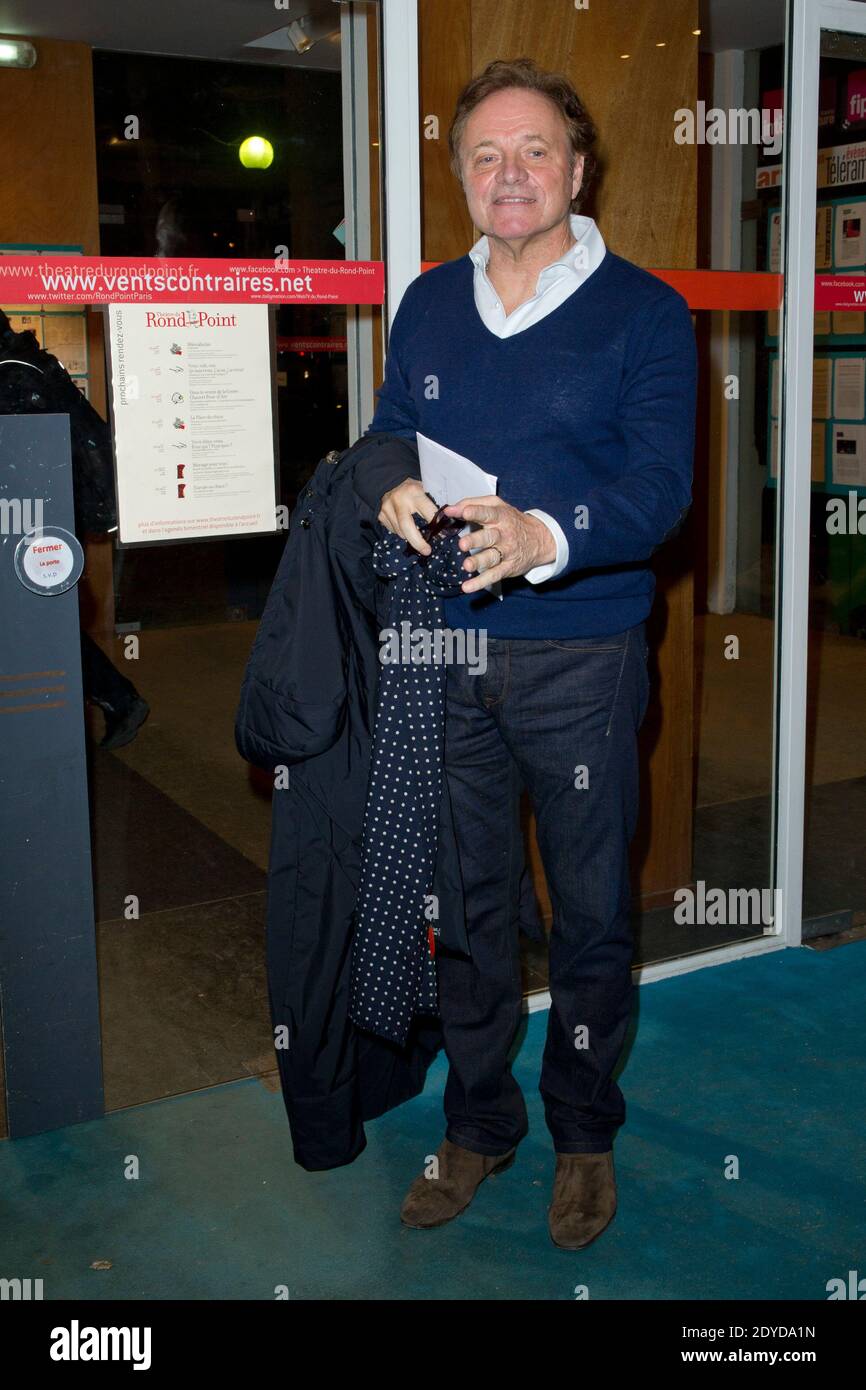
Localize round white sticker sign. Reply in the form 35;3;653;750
14;528;84;595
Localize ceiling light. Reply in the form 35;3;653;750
0;37;36;68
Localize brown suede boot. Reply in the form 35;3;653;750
547;1150;617;1250
400;1138;516;1228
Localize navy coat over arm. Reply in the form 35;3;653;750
235;431;542;1170
235;434;450;1170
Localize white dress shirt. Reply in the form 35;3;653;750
468;213;607;583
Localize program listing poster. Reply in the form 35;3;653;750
108;303;278;544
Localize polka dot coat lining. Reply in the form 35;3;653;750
348;524;467;1045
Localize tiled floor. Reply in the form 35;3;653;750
2;941;863;1300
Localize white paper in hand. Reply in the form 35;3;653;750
416;431;502;599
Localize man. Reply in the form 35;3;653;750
364;57;697;1248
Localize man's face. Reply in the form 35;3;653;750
458;87;584;243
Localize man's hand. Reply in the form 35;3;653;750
378;478;438;555
443;496;557;593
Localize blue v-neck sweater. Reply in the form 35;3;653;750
363;248;697;638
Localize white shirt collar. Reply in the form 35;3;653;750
468;213;605;285
467;214;606;339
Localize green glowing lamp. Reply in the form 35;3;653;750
239;136;274;170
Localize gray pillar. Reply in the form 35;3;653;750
0;413;103;1136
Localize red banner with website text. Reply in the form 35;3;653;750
815;274;866;312
6;253;848;315
0;256;384;306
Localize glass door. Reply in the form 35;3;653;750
784;0;866;947
3;0;841;1137
405;0;796;988
87;2;386;1114
0;0;399;1138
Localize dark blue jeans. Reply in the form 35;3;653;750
437;622;650;1155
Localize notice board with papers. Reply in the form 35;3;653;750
106;303;279;546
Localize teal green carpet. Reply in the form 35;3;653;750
1;943;864;1300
